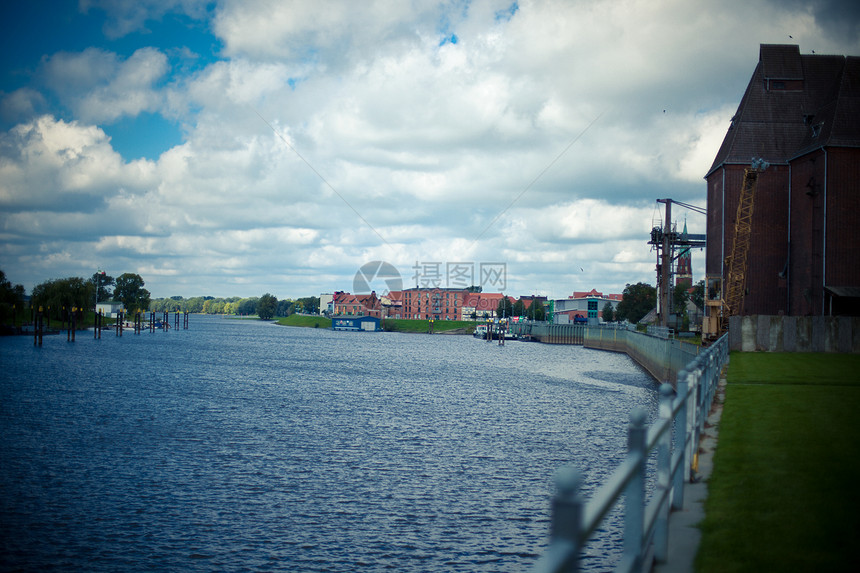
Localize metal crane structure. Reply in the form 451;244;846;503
703;158;769;339
648;199;706;328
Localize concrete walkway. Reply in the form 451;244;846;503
651;377;726;573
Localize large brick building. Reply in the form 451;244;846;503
706;44;860;317
390;288;511;321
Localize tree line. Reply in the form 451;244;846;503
1;268;320;325
0;270;152;321
149;294;320;320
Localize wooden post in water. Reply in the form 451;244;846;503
184;311;189;329
71;308;76;341
163;311;168;331
174;311;179;330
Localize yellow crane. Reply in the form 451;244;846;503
705;158;768;338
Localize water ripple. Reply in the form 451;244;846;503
1;317;657;571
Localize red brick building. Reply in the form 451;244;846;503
706;44;860;317
332;291;381;317
384;288;513;320
388;288;465;320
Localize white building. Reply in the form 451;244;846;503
96;301;123;318
552;289;622;324
319;293;334;316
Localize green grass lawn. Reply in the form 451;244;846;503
275;314;332;328
382;318;475;334
696;352;860;572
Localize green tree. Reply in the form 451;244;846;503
31;276;94;319
297;296;319;314
185;297;205;313
530;298;547;321
258;293;277;320
276;299;294;317
673;283;690;315
602;301;615;322
237;297;258;316
0;269;26;324
512;298;526;317
496;296;513;318
615;282;656;324
91;271;115;303
114;273;151;313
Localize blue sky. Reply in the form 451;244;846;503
1;0;858;300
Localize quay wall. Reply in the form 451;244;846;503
512;323;701;385
729;315;860;353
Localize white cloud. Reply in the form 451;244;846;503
1;0;857;298
0;116;151;208
0;88;47;124
41;47;168;123
81;0;213;39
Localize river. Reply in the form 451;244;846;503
0;316;658;571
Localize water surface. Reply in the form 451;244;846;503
0;317;658;571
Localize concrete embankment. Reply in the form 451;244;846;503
514;323;701;385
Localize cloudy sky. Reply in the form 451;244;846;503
1;0;858;300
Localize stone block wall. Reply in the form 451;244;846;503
729;315;860;353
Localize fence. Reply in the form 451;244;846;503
530;333;729;573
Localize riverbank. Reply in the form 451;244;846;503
275;314;477;334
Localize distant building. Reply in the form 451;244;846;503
460;292;511;320
319;293;333;316
331;291;381;317
553;289;623;323
96;301;123;318
384;288;513;320
391;288;464;320
332;315;381;331
675;221;693;288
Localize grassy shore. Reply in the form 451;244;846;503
381;318;475;334
275;314;476;334
696;352;860;572
275;314;332;328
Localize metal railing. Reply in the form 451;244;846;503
646;325;673;339
531;333;729;573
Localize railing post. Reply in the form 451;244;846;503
551;465;583;573
622;407;647;572
674;370;689;506
654;383;674;563
685;365;699;478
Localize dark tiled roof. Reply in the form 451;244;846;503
707;45;860;176
760;44;804;79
